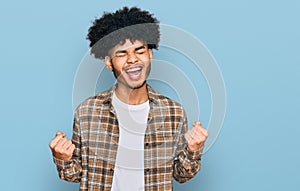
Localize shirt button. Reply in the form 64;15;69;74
110;168;114;174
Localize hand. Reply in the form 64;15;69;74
49;131;75;161
184;121;209;152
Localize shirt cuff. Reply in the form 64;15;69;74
184;145;201;161
53;156;72;170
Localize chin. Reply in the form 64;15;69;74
128;80;147;90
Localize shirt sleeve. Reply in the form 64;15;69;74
53;109;83;182
173;109;202;183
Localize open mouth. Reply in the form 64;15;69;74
125;67;142;73
125;66;143;80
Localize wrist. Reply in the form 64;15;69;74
184;144;201;161
187;144;200;152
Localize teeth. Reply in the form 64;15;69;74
126;67;142;73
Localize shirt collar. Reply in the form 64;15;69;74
96;84;160;105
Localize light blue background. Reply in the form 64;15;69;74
0;0;299;190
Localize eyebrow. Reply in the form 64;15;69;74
115;45;146;54
135;45;146;51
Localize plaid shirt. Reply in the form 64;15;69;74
54;85;201;191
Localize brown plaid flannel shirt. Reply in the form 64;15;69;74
53;85;201;191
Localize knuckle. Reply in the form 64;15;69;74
206;130;209;136
53;147;60;153
54;147;64;154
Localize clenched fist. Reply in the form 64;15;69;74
185;121;209;152
49;131;75;161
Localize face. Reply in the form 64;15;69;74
105;39;153;90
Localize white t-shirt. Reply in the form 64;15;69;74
111;93;150;191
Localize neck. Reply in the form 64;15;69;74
115;83;148;105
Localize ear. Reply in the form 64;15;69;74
148;49;153;62
105;56;113;71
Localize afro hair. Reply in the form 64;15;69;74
87;6;160;59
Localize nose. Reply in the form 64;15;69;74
127;52;138;64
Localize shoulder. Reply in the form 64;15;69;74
75;86;115;112
147;85;185;111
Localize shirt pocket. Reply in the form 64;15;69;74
148;130;175;165
87;130;118;162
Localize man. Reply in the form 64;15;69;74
49;6;208;191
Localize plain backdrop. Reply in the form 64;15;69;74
0;0;299;190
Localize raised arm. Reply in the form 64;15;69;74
49;112;83;182
173;111;208;183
